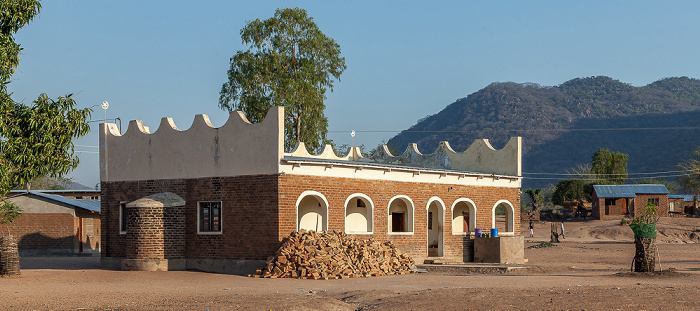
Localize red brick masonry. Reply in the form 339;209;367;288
102;174;519;263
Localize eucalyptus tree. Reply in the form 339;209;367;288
219;8;346;151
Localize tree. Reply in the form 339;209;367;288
591;148;628;184
0;0;91;276
552;179;587;205
524;188;544;212
677;146;700;195
219;7;346;152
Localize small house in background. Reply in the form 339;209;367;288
668;194;697;217
591;184;670;220
0;191;101;256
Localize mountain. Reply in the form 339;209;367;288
387;76;700;188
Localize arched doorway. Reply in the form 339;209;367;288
427;197;445;257
296;191;328;232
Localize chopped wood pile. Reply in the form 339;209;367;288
252;229;416;279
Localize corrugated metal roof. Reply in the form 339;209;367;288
669;194;695;202
28;191;101;213
593;184;669;198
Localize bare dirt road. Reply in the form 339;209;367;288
1;218;699;310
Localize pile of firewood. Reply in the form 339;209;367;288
252;229;416;279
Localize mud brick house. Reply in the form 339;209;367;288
99;107;523;273
668;194;698;217
0;191;101;255
591;184;670;220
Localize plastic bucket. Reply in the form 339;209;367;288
490;228;499;237
474;228;483;237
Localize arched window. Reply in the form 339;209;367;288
491;200;515;235
296;191;328;232
451;199;477;234
388;195;414;234
345;194;374;234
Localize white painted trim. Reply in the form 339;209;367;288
426;197;446;210
491;199;515;235
387;195;414;234
450;198;477;235
343;193;374;234
282;162;521;189
197;201;223;235
295;191;329;232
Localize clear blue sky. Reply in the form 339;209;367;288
8;1;700;188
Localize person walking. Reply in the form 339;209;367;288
560;221;565;239
529;221;534;237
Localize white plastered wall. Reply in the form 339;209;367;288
296;191;328;232
451;198;477;235
100;107;284;182
344;193;373;234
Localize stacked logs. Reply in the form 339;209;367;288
252;230;416;279
0;236;21;276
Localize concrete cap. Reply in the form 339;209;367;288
126;192;185;208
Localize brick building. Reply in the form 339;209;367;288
591;184;670;220
0;191;101;255
100;107;523;273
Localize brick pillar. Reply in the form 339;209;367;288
121;192;185;271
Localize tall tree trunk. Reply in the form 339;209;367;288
633;237;656;272
0;235;21;276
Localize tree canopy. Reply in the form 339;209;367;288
591;148;628;184
219;7;346;152
552;179;587;205
0;0;91;198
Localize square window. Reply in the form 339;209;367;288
198;201;222;234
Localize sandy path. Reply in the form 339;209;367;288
1;218;699;310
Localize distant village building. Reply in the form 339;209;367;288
0;190;101;255
591;184;670;220
668;194;698;217
99;107;523;273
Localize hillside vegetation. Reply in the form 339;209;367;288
387;76;700;188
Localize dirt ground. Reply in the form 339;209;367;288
1;218;699;310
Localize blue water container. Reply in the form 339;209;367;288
490;228;499;237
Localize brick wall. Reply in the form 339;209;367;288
0;213;77;252
633;194;669;218
102;175;280;261
278;174;520;262
103;174;519;264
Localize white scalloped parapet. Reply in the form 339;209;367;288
283;137;521;177
372;138;522;176
100;107;284;182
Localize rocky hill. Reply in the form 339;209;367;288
387;76;700;188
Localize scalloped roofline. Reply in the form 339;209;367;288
100;106;521;182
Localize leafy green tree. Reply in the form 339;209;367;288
524;188;544;212
0;0;91;220
677;146;700;196
219;7;346;152
552;179;587;205
591;148;628;184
